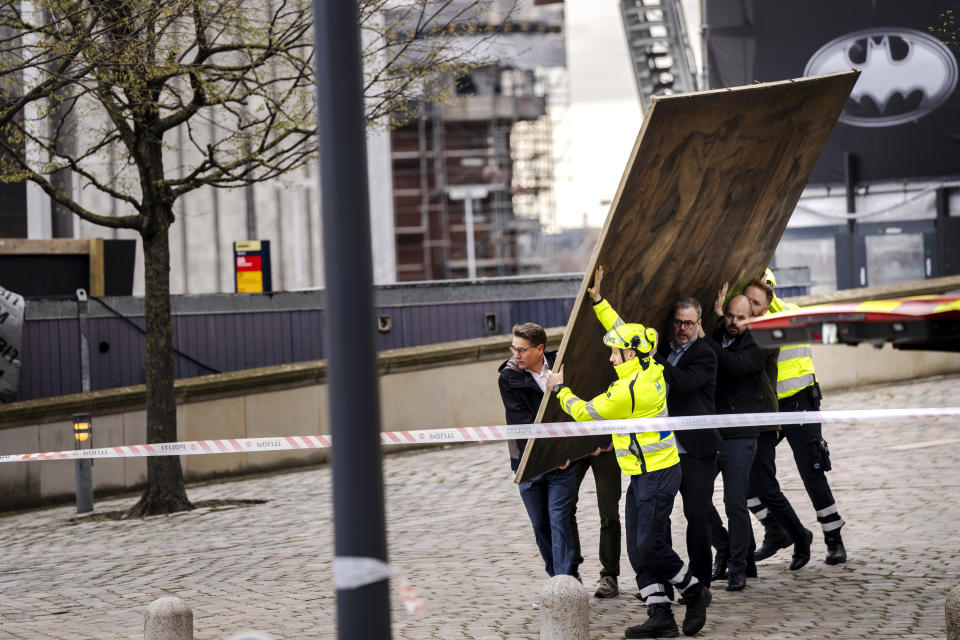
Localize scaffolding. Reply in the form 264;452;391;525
390;64;554;280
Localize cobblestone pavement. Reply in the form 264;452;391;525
2;374;960;639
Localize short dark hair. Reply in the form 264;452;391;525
673;297;702;319
513;322;547;347
744;280;774;305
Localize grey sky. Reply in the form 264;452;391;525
556;0;702;229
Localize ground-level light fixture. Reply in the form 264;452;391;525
73;412;92;449
72;412;94;513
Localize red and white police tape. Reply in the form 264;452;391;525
3;407;960;463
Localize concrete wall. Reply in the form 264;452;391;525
2;330;959;511
0;333;531;510
813;343;960;392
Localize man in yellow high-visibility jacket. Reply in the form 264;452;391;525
545;266;711;639
741;270;846;565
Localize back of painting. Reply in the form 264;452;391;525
517;71;859;483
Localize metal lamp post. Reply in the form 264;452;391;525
312;1;391;637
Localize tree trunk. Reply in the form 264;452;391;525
128;217;192;516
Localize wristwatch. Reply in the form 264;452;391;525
552;383;565;394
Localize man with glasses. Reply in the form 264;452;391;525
498;323;580;594
653;298;721;594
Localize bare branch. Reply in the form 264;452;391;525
0;0;515;231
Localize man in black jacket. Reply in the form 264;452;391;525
653;297;721;592
498;323;579;585
741;280;813;571
700;295;769;592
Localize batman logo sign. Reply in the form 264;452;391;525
804;28;958;127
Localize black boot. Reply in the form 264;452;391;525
824;530;847;565
681;587;711;637
725;572;746;592
710;551;728;582
745;555;758;579
754;518;792;561
626;604;679;639
789;528;813;571
623;603;680;638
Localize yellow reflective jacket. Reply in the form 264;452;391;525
769;295;816;399
555;299;679;475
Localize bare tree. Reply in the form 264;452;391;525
361;0;498;127
0;0;507;515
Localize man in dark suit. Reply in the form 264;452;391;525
700;294;771;591
498;323;579;588
653;297;721;592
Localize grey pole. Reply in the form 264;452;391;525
75;289;93;514
312;2;391;638
844;152;859;287
464;197;477;280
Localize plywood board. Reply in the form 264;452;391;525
516;71;859;483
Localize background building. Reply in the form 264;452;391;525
704;0;960;293
387;2;567;280
1;0;570;294
389;66;562;280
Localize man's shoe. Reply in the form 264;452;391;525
710;553;728;582
595;575;619;598
625;604;679;638
724;572;746;592
789;528;814;571
824;530;847;565
754;520;792;561
681;588;711;636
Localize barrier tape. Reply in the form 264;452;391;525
3;407;960;464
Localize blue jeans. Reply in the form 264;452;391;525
518;465;578;577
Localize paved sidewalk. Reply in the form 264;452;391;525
2;374;960;639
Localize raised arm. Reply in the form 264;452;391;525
586;265;627;331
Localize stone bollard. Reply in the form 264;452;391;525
144;596;193;640
540;575;589;640
947;585;960;640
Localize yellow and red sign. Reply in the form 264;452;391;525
234;240;272;293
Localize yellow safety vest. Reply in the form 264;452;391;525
555;299;679;475
770;296;816;399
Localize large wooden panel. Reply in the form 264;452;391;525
517;71;859;483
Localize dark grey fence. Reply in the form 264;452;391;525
16;275;582;401
14;270;810;402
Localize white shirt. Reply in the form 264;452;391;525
528;362;551;392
